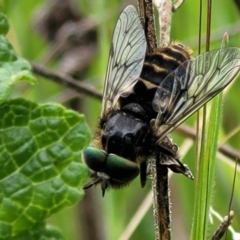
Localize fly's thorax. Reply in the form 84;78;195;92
101;106;150;160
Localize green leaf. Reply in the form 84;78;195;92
0;222;65;240
0;13;9;35
0;36;37;103
0;98;91;238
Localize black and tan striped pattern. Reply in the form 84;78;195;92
140;43;192;86
119;43;192;122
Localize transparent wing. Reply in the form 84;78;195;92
101;5;146;118
152;47;240;140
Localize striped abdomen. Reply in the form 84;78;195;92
119;43;192;121
141;42;191;86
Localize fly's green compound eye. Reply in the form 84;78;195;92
105;154;140;181
83;146;107;172
83;147;140;182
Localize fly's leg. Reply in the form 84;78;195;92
157;135;194;179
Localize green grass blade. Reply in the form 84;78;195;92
191;92;223;239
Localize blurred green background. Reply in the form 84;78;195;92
0;0;240;239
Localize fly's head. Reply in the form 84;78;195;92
83;106;150;196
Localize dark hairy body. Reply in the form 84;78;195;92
86;43;192;193
83;5;240;195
